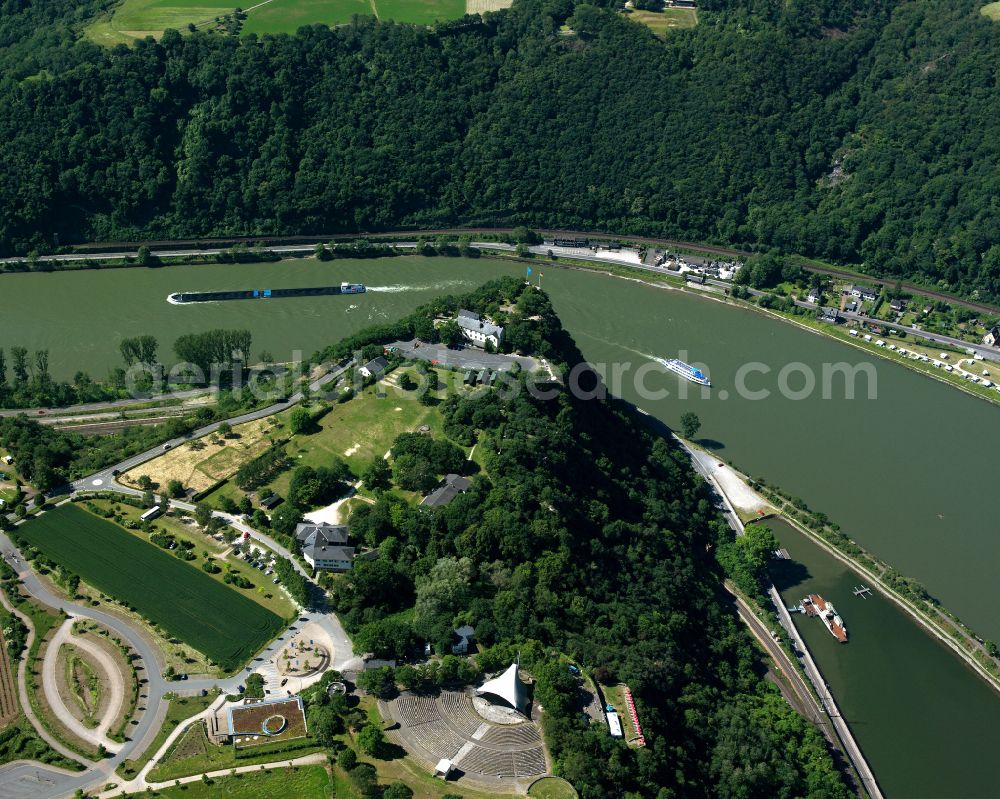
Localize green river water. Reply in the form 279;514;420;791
4;256;1000;795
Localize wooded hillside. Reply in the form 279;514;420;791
2;0;999;300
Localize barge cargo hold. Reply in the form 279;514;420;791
168;282;365;304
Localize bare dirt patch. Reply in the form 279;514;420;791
123;416;281;492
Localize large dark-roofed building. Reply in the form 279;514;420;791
295;522;354;571
421;474;472;508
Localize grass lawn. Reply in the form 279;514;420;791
600;683;640;744
242;0;370;36
266;383;443;497
92;500;297;621
154;764;332;798
528;776;578;799
627;7;697;36
983;1;1000;20
15;504;284;672
119;691;220;779
149;720;321;781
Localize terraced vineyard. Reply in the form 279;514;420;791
14;504;284;671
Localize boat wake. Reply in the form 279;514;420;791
576;331;660;361
367;279;469;293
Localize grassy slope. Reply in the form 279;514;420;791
15;504;283;671
118;690;219;778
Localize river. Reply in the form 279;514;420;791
5;255;1000;795
769;517;998;798
0;256;522;380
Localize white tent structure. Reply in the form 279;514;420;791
475;663;528;715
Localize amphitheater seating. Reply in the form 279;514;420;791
394;694;441;728
387;688;548;783
514;746;548;777
437;690;483;736
409;720;468;759
457;746;517;778
477;723;541;748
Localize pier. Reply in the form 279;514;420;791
853;586;873;599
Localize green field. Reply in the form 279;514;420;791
15;504;284;671
376;0;465;24
241;0;371;36
87;0;469;45
155;764;332;798
528;776;578;799
983;2;1000;21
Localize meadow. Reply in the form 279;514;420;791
88;0;470;46
15;504;284;671
625;7;697;37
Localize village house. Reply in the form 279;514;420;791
358;356;389;380
847;284;880;302
984;324;1000;347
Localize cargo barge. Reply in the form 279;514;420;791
168;282;365;304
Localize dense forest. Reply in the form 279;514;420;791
321;277;851;797
0;0;999;300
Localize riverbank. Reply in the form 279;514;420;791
518;250;1000;409
700;450;1000;699
676;440;879;799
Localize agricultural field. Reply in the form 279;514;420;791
240;0;371;36
0;615;19;727
94;500;297;620
14;504;285;672
88;0;471;46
